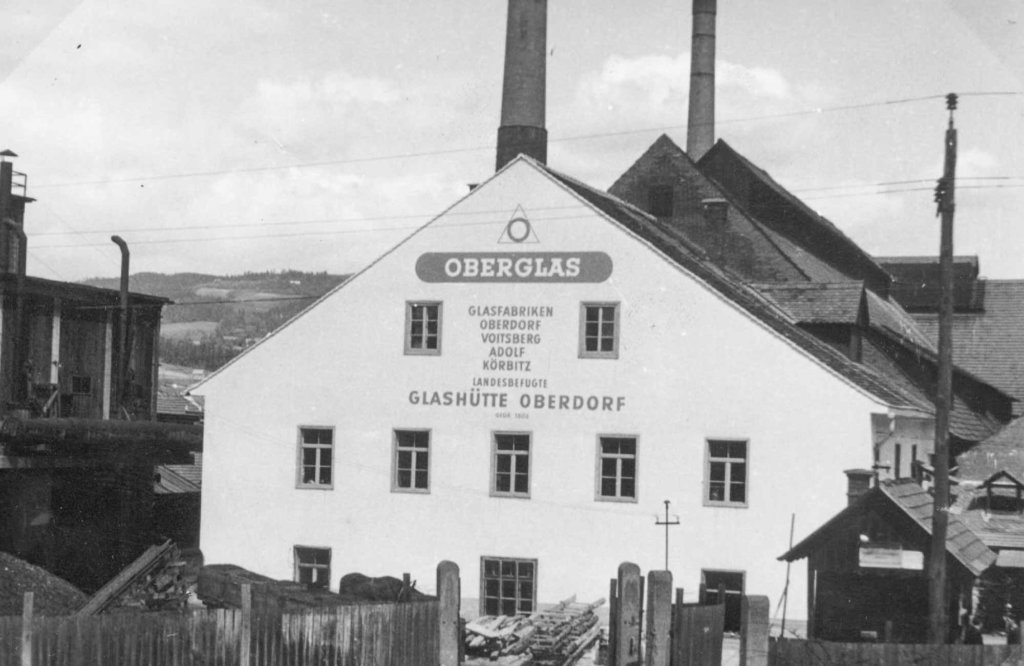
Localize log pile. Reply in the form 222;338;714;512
464;596;604;665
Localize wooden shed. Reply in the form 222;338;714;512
780;476;995;643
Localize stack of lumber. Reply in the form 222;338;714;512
464;596;604;665
77;540;188;615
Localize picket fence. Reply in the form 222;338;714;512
770;637;1024;666
0;601;440;666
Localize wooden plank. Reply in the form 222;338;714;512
20;592;32;666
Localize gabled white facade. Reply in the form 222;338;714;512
197;158;893;621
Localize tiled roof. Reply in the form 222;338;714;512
781;479;996;576
155;453;202;494
754;225;851;283
157;393;204;417
950;477;1024;551
911;281;1024;403
753;282;864;324
958;417;1024;480
542;163;928;412
699;140;892;290
865;291;937;352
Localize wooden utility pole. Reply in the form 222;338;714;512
655;500;680;571
927;92;958;644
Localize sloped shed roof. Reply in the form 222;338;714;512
781;478;995;577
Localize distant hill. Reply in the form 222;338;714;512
83;270;348;371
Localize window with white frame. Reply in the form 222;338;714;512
597;436;637;501
405;301;442;355
393;429;430;492
492;432;531;498
705;439;748;507
297;427;334;489
481;557;536;616
579;303;619;358
294;546;331;588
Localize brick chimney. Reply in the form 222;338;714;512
495;0;547;171
845;469;874;506
687;0;716;159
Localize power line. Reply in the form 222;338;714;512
27;181;1022;251
30;91;1021;190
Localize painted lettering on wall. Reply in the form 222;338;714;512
408;390;626;412
416;252;612;283
469;304;550;383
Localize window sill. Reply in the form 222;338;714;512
596;495;638;504
296;483;334;491
703;500;748;509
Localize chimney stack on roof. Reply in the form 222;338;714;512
845;469;875;506
687;0;716;159
495;0;548;171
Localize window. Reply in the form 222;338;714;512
405;301;442;355
597;436;637;501
579;303;619;359
481;557;536;616
297;427;334;489
294;547;331;589
71;375;92;395
492;432;531;498
705;439;748;507
649;186;674;217
393;429;430;492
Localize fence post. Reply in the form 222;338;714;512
609;578;619;666
437;560;461;666
20;592;33;666
616;562;643;666
645;571;672;666
240;583;251;666
740;595;770;666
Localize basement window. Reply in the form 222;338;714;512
297;427;334;489
649;186;674;217
71;375;92;395
405;301;442;355
579;303;620;359
294;546;331;589
481;557;536;616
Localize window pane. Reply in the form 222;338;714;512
730;441;747;458
484;560;500;577
415;471;428;489
303;467;316;483
601;458;617;477
303;449;317;466
485;579;500;597
709;461;725;482
496;473;510;492
621;458;635;479
709;441;728;458
320;448;332;467
501;561;516;577
731;463;746;483
621;478;635;498
497;455;511;473
519;581;533;599
515;455;529;474
518;562;534;578
397;450;411;469
731;483;746;503
485;598;499;615
416;451;429;472
397;470;411;488
502;600;516;616
514;474;529;494
709;482;725;501
502;580;516;598
318;467;331;485
601;478;616;497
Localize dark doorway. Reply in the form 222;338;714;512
701;569;744;632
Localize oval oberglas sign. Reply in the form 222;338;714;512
415;252;613;283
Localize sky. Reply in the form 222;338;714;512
0;0;1021;282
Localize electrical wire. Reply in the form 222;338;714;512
29;91;1022;190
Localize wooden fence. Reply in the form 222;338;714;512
0;601;440;666
770;637;1023;666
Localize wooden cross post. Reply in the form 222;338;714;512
655;500;680;571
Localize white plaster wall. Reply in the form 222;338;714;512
199;160;889;621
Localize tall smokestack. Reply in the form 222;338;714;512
495;0;547;171
687;0;716;159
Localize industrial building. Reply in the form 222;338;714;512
195;0;1013;625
